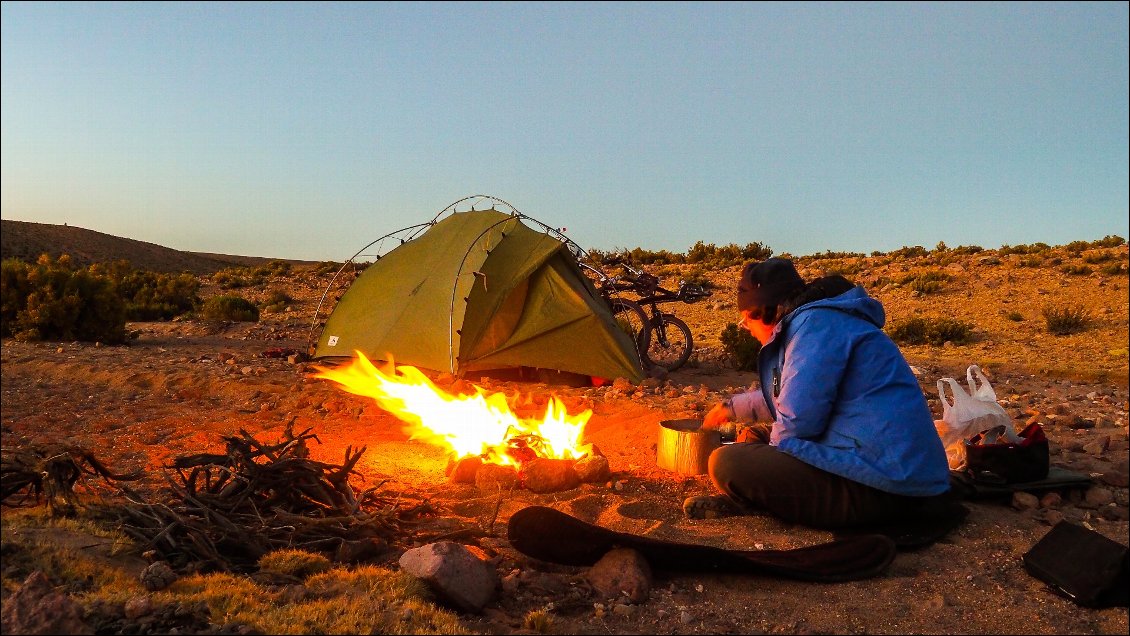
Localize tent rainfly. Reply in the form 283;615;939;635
313;208;645;383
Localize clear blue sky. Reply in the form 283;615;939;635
2;1;1127;261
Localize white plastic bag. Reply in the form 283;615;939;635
935;365;1018;470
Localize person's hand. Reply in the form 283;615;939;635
702;401;733;431
736;422;772;444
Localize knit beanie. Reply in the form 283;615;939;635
736;258;806;312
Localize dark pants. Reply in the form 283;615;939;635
708;442;953;530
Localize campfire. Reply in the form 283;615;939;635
312;352;611;492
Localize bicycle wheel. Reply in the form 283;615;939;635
643;314;693;372
608;298;651;364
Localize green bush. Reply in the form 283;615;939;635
1;259;33;336
91;260;200;321
252;260;292;278
314;261;344;275
1098;262;1126;276
1060;264;1092;276
260;289;294;313
1082;250;1117;264
720;323;761;371
899;270;951;295
212;267;266;289
999;242;1052;256
889;245;929;260
1042;305;1090;336
587;241;774;268
1;254;127;343
887;317;973;346
201;294;260;323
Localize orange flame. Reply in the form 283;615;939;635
312;352;593;465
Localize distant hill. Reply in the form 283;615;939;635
1;220;315;274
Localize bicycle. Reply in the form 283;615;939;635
610;258;705;370
585;258;712;372
578;261;652;365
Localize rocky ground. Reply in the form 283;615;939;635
2;245;1128;634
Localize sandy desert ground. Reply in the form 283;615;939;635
2;243;1128;634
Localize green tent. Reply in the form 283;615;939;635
313;209;645;382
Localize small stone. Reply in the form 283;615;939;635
1038;492;1062;509
1011;491;1039;511
574;455;611;483
611;603;634;617
1040;509;1065;526
1082;437;1111;456
1084;487;1115;508
140;561;178;592
123;595;153;619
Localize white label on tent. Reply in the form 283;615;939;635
328;336;339;347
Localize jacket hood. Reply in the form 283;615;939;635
783;285;885;330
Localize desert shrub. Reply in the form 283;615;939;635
899;270;951;295
1082;250;1117;264
201;294;260;323
806;250;867;260
1;258;33;337
313;260;344;275
0;254;127;343
1060;264;1092;276
720;323;761;371
1004;311;1024;322
252;260;292;278
1061;237;1123;254
590;242;773;269
260;289;294;313
951;244;985;255
999;242;1052;256
523;609;555;633
889;245;929;260
1090;235;1126;248
1016;256;1045;268
1098;262;1126;276
1042;305;1090;336
887;317;973;346
212;267;267;289
679;267;716;290
112;268;200;321
257;549;332;579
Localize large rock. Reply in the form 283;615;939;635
399;541;499;613
586;548;652;604
0;570;94;635
521;457;580;493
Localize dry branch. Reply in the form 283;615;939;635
91;422;440;573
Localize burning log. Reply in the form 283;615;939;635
656;419;721;475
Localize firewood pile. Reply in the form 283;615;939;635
93;423;442;573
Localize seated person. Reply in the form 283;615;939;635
685;258;953;529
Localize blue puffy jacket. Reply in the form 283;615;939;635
742;286;950;496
